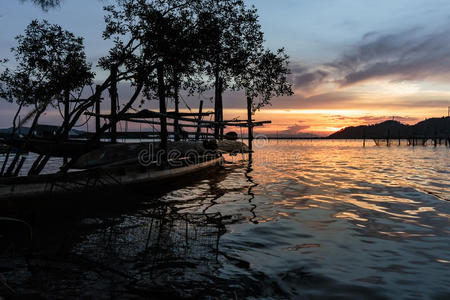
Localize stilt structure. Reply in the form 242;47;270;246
247;96;254;152
157;65;168;163
195;100;204;141
109;65;118;144
95;85;101;141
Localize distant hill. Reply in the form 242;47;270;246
328;117;450;139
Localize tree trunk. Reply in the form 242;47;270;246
173;73;180;142
157;64;168;163
195;100;204;141
95;85;101;140
109;65;118;143
218;77;224;139
63;89;70;164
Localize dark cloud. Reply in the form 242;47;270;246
290;26;450;90
331;27;450;86
294;69;328;90
289;62;330;91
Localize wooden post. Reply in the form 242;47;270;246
0;151;10;176
434;128;437;147
214;69;223;140
247;96;253;152
30;155;50;176
63;89;70;164
387;129;390;147
64;89;70;138
174;75;180;142
28;154;43;176
109;65;118;143
218;78;224;139
5;153;21;177
13;156;26;177
95;85;101;140
157;64;168;163
195;100;204;141
363;127;366;147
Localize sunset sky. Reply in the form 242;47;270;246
1;0;450;136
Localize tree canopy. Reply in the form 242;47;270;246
1;0;293;175
20;0;62;11
0;19;93;108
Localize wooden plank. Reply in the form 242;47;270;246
195;100;204;141
85;111;271;127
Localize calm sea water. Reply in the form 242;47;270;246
1;140;449;299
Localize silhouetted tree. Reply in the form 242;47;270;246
196;0;264;138
236;48;293;151
238;48;293;111
0;20;93;175
100;0;208;149
0;19;94;135
20;0;62;11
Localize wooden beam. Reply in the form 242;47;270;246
166;111;213;117
247;96;253;151
95;85;101;139
85;111;271;126
195;100;204;141
126;118;211;128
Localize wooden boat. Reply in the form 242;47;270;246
0;137;102;157
0;154;224;201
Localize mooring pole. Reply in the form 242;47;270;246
0;151;10;176
95;85;101;140
218;78;224;139
195;100;204;141
247;96;253;153
214;69;223;140
157;64;168;163
109;65;118;144
173;74;181;142
363;127;366;147
387;129;390;147
63;89;70;164
64;89;70;138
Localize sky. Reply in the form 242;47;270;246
1;0;450;136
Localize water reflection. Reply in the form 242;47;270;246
1;140;450;298
0;201;226;298
245;158;259;224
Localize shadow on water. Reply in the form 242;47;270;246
0;167;232;299
0;162;288;299
245;155;259;224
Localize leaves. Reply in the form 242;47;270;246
0;20;94;107
237;48;293;111
20;0;62;11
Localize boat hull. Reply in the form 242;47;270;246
0;156;224;201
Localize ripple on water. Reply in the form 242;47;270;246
1;140;449;298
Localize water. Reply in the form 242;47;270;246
1;140;449;299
